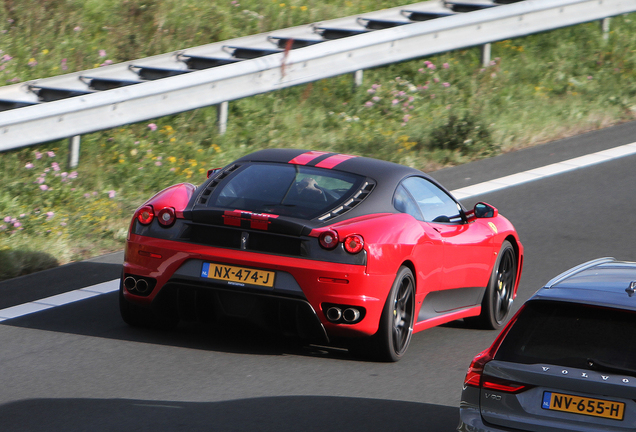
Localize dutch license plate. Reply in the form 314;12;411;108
542;391;625;421
201;263;275;288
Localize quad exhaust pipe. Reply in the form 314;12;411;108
343;308;360;323
326;307;342;322
124;276;152;295
326;306;363;324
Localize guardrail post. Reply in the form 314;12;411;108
481;43;492;68
353;70;364;88
217;101;229;135
601;17;610;41
68;135;81;168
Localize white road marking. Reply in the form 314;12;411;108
450;141;636;200
0;279;119;322
2;141;636;322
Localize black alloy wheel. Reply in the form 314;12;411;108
469;240;516;329
379;266;416;362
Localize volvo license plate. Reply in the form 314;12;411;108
542;391;625;421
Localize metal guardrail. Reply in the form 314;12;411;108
0;0;634;154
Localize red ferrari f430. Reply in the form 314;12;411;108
120;149;523;361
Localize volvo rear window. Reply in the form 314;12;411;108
209;163;365;220
495;301;636;374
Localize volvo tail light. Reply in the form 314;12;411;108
463;305;525;389
464;349;493;388
482;377;530;393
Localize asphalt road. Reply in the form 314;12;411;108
1;121;636;432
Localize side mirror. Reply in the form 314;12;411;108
474;202;498;218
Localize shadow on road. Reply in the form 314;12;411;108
4;292;368;361
0;395;458;432
3;284;496;363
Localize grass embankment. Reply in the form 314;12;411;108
1;1;636;279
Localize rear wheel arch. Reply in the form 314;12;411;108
399;259;417;292
503;234;523;289
504;235;520;261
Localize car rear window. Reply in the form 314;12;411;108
495;300;636;374
209;163;365;220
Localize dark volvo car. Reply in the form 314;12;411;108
459;257;636;431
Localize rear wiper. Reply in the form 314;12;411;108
587;358;636;377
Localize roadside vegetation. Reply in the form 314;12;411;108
2;0;636;279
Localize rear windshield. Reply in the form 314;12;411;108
208;163;365;220
495;300;636;374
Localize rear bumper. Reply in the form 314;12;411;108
123;234;394;338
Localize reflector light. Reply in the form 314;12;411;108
319;230;339;249
343;234;364;254
137;206;154;225
139;250;162;259
318;277;349;284
157;207;176;227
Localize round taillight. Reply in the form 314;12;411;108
137;206;154;225
319;230;339;250
157;207;176;227
343;234;364;254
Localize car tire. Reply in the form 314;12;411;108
376;265;416;362
468;240;516;330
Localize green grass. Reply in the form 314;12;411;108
2;1;636;279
